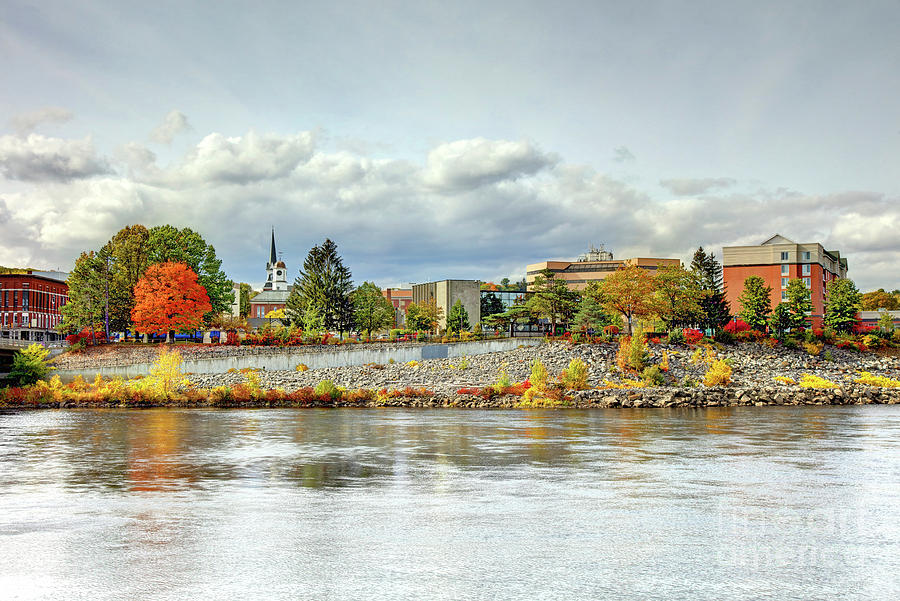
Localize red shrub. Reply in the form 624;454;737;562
603;325;620;335
724;320;750;334
682;328;704;344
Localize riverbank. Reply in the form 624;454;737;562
4;340;900;410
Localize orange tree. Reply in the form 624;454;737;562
585;264;655;334
132;262;212;340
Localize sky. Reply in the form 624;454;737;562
1;0;899;291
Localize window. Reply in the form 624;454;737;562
781;291;787;300
802;251;811;261
780;251;789;261
781;277;789;288
803;277;811;288
781;264;789;275
802;264;811;275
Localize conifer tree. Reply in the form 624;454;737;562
285;239;354;336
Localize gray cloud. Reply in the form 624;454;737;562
659;177;737;196
0;134;111;182
423;138;557;191
150;110;191;144
612;146;635;163
8;107;74;135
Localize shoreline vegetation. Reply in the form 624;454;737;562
3;334;900;410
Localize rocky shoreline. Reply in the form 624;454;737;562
5;340;899;410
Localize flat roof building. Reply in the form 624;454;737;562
723;234;848;325
411;280;481;331
0;270;69;342
526;246;681;291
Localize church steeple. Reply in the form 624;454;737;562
263;229;289;291
267;228;277;269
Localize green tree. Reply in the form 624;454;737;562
690;247;723;292
446;299;470;334
572;296;613;332
737;276;772;331
652;265;705;330
61;251;105;339
405;299;443;333
239;283;252;317
147;225;232;318
285;239;354;336
106;224;151;332
526;269;579;334
768;303;793;339
824;278;861;333
9;344;52;386
352;282;394;337
878;311;895;333
585;265;655;335
699;290;732;332
784;278;812;330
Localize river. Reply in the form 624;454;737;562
1;407;899;600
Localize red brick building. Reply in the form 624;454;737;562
0;271;69;342
723;235;848;326
383;288;412;327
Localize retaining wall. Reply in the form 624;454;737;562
54;338;542;380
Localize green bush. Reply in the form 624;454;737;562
713;331;735;345
668;329;685;344
9;344;52;386
641;365;665;386
314;380;342;400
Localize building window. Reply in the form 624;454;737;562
802;251;811;261
781;264;789;275
802;264;811;275
781;291;787;300
781;277;789;288
780;251;789;261
803;277;811;288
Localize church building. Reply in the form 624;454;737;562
249;230;293;319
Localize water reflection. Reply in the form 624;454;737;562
1;407;899;600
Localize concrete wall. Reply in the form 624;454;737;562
412;280;481;330
54;337;541;380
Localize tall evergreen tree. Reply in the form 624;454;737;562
285;239;354;335
699;290;731;332
690;247;724;292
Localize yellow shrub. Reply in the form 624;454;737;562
145;347;189;398
598;379;646;389
804;342;823;356
561;358;589;390
854;371;900;388
406;360;420;368
774;376;796;385
529;359;548;392
659;351;669;372
798;374;838;389
703;359;732;387
295;363;309;371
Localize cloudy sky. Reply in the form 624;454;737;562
2;0;899;291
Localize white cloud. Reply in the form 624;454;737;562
0;134;111;182
149;110;191;144
8;107;74;135
660;177;737;196
423;138;557;191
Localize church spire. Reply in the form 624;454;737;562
268;228;277;267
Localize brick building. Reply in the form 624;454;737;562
723;234;848;326
526;246;681;291
383;288;412;327
0;271;69;342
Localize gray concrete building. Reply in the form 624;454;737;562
411;280;481;331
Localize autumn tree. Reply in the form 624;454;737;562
652;265;705;331
147;225;232;317
526;269;579;334
585;265;655;334
860;289;899;311
405;299;443;333
737;276;772;331
825;278;861;333
131;262;212;341
352;282;395;336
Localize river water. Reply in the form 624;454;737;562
1;407;899;600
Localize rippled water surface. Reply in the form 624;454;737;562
1;407;899;600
